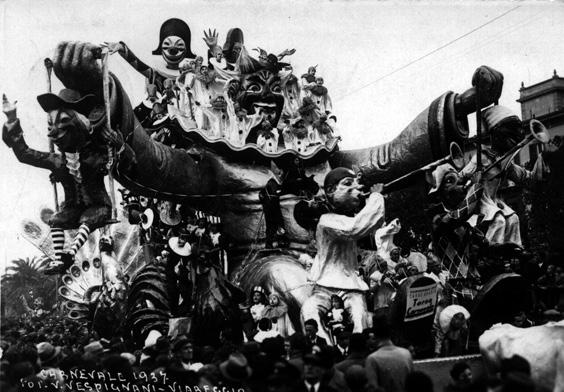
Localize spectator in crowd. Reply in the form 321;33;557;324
335;333;367;373
444;361;473;392
365;316;413;392
406;371;434;392
304;319;328;349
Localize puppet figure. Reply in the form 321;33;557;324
325;295;348;337
461;106;547;246
105;18;196;101
190;65;218;130
301;168;385;342
250;286;267;322
99;235;127;301
2;92;123;274
298;97;322;146
256;120;279;153
263;293;294;337
225;103;264;147
301;65;318;98
280;65;301;118
310;77;332;114
427;163;484;279
198;96;230;139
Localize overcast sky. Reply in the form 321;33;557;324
0;0;563;272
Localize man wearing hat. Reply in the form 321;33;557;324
301;167;385;343
2;91;122;274
460;105;547;246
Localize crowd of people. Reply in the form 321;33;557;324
1;310;544;392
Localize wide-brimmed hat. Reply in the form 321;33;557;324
37;89;96;116
219;352;252;382
36;342;62;365
168;236;192;256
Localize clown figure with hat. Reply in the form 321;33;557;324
301;167;386;342
2;91;125;274
460;105;548;247
105;18;197;95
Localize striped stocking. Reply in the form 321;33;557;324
70;224;91;255
51;228;65;262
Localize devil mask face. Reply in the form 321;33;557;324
161;35;187;69
235;70;284;125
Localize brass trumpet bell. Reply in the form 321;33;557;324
529;119;550;144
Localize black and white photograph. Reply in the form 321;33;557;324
0;1;563;391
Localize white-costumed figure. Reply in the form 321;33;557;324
257;122;279;154
263;294;295;337
301;168;385;342
280;65;301;118
225;97;264;147
310;77;333;115
250;285;267;322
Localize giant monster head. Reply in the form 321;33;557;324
227;69;285;127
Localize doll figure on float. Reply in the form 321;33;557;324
105;18;196;96
2;92;124;275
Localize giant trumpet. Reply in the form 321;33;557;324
378;142;465;194
482;119;551;175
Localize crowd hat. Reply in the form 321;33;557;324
152;18;195;58
36;342;62;366
84;341;104;356
219;352;252;382
37;89;96;116
481;105;521;132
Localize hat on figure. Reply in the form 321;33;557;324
37;89;96;116
481;105;521;132
152;18;195;58
323;167;355;193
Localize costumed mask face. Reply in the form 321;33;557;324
439;170;467;209
161;35;187;69
252;292;263;304
328;176;365;215
47;109;90;152
390;248;400;262
236;70;284;125
269;295;279;306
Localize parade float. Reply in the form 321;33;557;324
3;19;555;353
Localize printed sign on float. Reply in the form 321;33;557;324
404;282;438;322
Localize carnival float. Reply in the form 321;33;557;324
4;18;561;357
